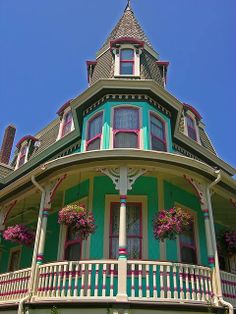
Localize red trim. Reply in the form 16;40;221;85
150;112;167;151
86;112;103;151
49;173;67;204
56;99;73;115
183;103;202;120
113;107;140;148
16;135;38;148
3;200;17;225
86;61;97;66
110;37;144;48
156;61;169;67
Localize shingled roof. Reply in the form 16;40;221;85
100;2;153;51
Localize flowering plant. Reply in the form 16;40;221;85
217;230;236;256
153;207;193;241
3;224;35;246
58;204;96;240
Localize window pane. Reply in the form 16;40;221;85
87;138;101;151
114;132;138;148
9;250;21;272
110;238;119;259
187;116;195;128
188;127;197;141
65;243;81;260
151;116;164;140
88;114;103;140
181;247;197;264
127;239;141;259
120;49;133;60
67;227;80;241
151;136;166;151
111;204;120;236
64;111;72;123
120;62;133;75
127;204;140;235
115;108;138;130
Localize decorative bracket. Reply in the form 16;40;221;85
230;198;236;209
47;173;67;205
0;200;17;229
184;175;207;209
99;167;147;195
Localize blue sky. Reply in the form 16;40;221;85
0;0;235;168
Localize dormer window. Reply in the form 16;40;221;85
61;111;73;137
113;107;139;148
111;38;143;77
150;113;167;151
86;112;103;151
120;49;134;75
186;114;197;141
18;145;27;168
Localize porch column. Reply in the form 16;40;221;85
100;166;147;302
36;205;51;264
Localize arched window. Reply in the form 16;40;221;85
64;226;82;260
61;111;73;137
186;115;197;141
113;107;139;148
86;112;103;151
120;49;134;75
150;113;167;151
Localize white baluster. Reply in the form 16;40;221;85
173;265;178;300
87;263;92;297
195;267;201;301
179;266;184;300
131;263;135;297
110;263;115;297
166;265;171;299
153;264;157;299
94;263;99;297
102;263;107;297
190;267;196;300
80;263;86;297
160;265;165;299
67;262;73;297
146;264;150;298
185;266;190;300
138;264;142;298
56;265;62;297
74;263;79;297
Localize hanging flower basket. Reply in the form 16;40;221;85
3;224;35;246
58;204;96;240
153;207;193;241
217;230;236;257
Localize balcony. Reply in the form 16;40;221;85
221;270;236;307
0;260;215;305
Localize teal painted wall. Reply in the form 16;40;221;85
164;181;208;266
90;176;159;260
81;100;173;153
64;179;89;205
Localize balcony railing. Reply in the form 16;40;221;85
221;270;236;307
0;268;31;302
0;261;235;308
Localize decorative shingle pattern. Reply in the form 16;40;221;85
140;51;163;86
199;127;217;155
0;163;13;178
90;50;114;85
101;7;153;50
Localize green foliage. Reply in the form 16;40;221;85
51;306;60;314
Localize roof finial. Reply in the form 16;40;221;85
125;0;132;11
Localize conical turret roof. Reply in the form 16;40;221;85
100;2;153;50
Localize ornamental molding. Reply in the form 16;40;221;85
184;175;208;209
0;200;17;228
47;173;67;206
83;94;171;117
173;143;203;163
99;167;147;195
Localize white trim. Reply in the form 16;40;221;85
184;110;201;144
57;107;75;141
85;110;105;151
15;140;30;170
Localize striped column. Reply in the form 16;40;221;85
202;208;215;268
118;195;127;259
36;208;50;265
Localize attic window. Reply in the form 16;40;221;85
17;145;27;168
61;111;73;137
120;49;134;75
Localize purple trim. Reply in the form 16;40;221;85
183;103;202;120
110;37;144;48
16;135;38;148
56;99;73;115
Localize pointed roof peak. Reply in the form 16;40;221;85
99;2;153;52
125;0;132;12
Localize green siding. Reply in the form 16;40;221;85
64;179;89;205
44;211;61;263
81;100;173;152
164;181;208;265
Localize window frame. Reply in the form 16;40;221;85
17;144;28;168
86;111;103;151
119;48;135;75
61;110;73;138
149;112;167;152
8;247;22;272
176;206;199;265
186;114;197;142
109;202;143;260
112;106;140;149
63;226;82;261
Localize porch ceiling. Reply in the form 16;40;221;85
212;193;236;229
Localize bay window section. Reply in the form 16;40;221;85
110;203;142;260
120;49;134;75
86;112;103;151
186;115;197;141
113;107;139;148
150;114;167;151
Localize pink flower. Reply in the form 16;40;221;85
3;224;35;246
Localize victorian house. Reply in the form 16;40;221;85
0;2;235;314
